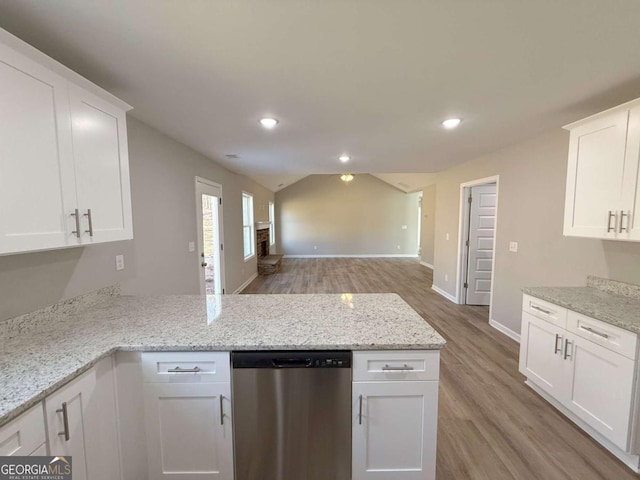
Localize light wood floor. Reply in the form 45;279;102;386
242;258;639;480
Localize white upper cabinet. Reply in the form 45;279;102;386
0;43;77;253
564;98;640;241
0;29;133;255
69;84;133;244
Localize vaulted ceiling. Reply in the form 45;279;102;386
2;1;640;192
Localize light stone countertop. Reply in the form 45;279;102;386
0;293;445;427
522;285;640;334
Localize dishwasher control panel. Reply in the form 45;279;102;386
232;350;352;369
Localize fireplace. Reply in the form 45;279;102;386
256;228;270;259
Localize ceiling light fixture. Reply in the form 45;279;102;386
259;117;279;129
442;118;462;129
339;154;351;163
340;173;354;183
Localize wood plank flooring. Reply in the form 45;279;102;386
242;258;639;479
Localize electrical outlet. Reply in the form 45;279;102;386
446;233;450;241
188;241;195;252
445;274;449;282
509;241;518;253
314;245;317;250
401;225;408;230
115;254;125;271
397;245;401;249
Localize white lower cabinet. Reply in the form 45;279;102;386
0;404;46;456
352;351;439;480
44;357;122;480
142;353;233;480
520;294;640;465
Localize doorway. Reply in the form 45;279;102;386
196;177;225;295
456;176;499;312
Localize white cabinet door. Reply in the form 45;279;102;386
564;110;629;239
519;312;567;399
352;381;438;480
45;369;97;480
621;106;640;241
564;333;635;450
69;84;133;244
0;404;46;456
144;382;233;480
0;43;77;254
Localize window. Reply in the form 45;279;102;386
242;192;254;260
269;201;275;246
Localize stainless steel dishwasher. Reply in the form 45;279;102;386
231;350;352;480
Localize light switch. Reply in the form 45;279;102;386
446;233;450;241
509;241;518;253
401;225;408;230
188;241;195;252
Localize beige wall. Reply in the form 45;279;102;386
433;128;640;335
0;117;273;321
275;174;419;256
419;185;436;266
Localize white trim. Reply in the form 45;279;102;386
455;176;500;318
420;261;434;269
431;285;458;303
526;380;640;473
282;254;420;258
489;319;521;343
232;272;259;294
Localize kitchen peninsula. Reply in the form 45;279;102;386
0;289;445;480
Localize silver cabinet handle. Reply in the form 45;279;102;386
607;211;617;232
620;211;629;233
580;326;609;339
358;395;363;425
220;395;225;426
167;366;201;373
382;364;414;371
84;209;93;237
564;339;572;360
56;402;70;441
554;334;562;354
71;209;81;238
531;305;551;315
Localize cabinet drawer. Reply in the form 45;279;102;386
567;311;637;360
141;352;230;383
523;295;567;328
353;351;439;382
0;404;46;456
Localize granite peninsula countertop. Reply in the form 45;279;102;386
523;276;640;334
0;292;445;427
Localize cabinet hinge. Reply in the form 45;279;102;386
219;198;222;205
464;282;469;289
465;240;469;247
222;288;225;294
221;244;224;251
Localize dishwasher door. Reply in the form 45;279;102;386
232;351;352;480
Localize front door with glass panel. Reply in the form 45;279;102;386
196;177;225;295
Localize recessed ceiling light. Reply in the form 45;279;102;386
259;117;279;129
442;118;462;129
339;154;351;163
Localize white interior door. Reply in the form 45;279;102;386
465;184;496;305
196;178;225;295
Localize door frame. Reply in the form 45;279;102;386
455;176;499;316
195;176;226;295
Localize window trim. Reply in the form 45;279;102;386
242;192;255;261
269;201;275;246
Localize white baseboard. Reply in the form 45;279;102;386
526;380;640;473
283;254;420;258
232;272;258;294
419;261;434;269
489;319;521;343
431;285;458;303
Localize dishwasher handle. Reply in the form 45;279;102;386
272;358;313;368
